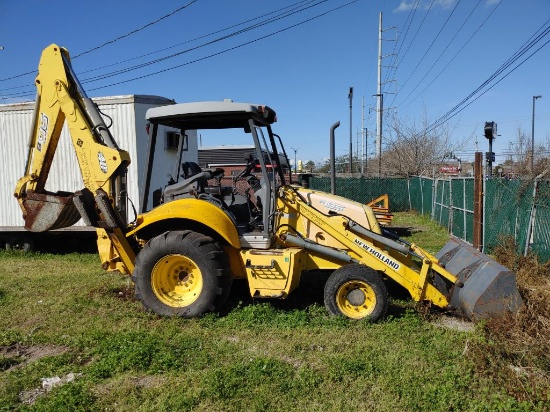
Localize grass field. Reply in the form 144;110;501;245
0;212;547;411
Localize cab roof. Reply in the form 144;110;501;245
146;100;277;130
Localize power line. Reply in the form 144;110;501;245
392;0;462;101
423;20;550;134
78;0;332;85
0;0;347;100
399;0;502;111
74;0;200;58
0;0;200;83
86;1;358;92
396;0;485;108
382;0;420;86
392;0;435;81
75;0;318;76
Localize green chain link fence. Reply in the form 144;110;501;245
433;178;475;244
310;175;550;262
308;176;410;210
524;179;550;261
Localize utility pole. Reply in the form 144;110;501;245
0;47;5;104
374;12;397;178
364;127;368;175
361;96;365;174
348;87;353;174
291;147;299;174
531;95;542;171
376;12;383;177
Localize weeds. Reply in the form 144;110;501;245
469;236;550;404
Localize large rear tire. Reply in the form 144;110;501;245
324;264;388;321
132;230;232;318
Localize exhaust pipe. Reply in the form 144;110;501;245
330;121;340;195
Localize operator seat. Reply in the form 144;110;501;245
181;162;203;179
163;162;209;202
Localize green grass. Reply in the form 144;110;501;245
392;210;452;254
0;214;544;411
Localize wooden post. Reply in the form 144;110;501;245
473;152;483;250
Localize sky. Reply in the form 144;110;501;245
1;0;549;167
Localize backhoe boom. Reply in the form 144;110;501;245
14;44;135;273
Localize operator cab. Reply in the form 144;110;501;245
143;100;291;248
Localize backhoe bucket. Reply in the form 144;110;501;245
434;237;523;320
21;190;81;232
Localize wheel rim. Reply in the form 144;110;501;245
336;280;377;319
151;254;203;307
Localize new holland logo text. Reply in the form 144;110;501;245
319;199;345;213
354;238;401;270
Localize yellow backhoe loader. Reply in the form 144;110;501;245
14;44;522;321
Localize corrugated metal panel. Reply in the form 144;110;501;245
2;102;38;227
0;95;176;228
199;146;256;167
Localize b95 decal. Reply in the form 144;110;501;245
36;113;49;152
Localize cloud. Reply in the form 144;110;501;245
394;0;458;13
394;1;417;13
435;0;457;10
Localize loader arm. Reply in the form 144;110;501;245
13;44;136;273
276;186;461;310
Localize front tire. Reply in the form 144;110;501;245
132;230;232;318
324;264;388;321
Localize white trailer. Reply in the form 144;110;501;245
1;95;198;251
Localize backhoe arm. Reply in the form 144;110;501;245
276;186;458;309
13;44;135;273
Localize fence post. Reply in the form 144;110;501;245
449;179;454;235
407;178;412;211
433;179;438;220
473;152;483;251
524;170;548;256
463;179;467;240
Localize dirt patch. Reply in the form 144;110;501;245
87;284;135;301
432;315;474;333
0;344;68;372
112;285;135;301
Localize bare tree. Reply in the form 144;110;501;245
507;126;550;176
379;112;465;177
509;126;530;175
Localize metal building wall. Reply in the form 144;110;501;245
2;102;42;228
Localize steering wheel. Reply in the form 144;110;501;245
207;168;225;178
234;157;259;181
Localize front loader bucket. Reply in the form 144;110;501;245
434;237;523;320
21;190;81;232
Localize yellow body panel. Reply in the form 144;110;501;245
275;186;455;309
242;248;304;298
224;246;247;279
128;198;241;249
